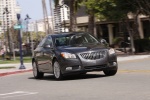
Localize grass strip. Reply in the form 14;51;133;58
0;66;15;69
0;57;32;64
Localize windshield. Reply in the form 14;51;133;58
54;33;99;47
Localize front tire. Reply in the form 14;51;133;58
103;67;118;76
53;61;63;80
32;61;44;79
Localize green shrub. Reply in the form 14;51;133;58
113;37;123;45
134;39;150;53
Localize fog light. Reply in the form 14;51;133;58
66;67;72;71
113;62;117;66
79;66;81;69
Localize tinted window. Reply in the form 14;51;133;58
54;33;99;47
70;33;99;45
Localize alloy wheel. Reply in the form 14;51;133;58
33;62;37;77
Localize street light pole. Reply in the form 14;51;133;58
17;14;26;69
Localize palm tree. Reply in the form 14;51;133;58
88;10;96;36
80;0;97;36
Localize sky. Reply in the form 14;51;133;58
17;0;51;21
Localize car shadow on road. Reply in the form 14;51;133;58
28;73;108;81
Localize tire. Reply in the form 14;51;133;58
103;67;118;76
32;61;44;79
53;61;63;80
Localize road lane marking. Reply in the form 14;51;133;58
0;91;24;96
0;91;38;98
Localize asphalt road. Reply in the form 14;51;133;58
0;57;150;100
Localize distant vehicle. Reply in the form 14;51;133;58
32;32;118;80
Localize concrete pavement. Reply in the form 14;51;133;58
0;55;150;77
0;63;32;77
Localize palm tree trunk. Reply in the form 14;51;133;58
69;0;77;32
125;17;135;54
88;12;97;37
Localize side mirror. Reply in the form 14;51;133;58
45;44;51;48
44;44;53;49
100;39;109;46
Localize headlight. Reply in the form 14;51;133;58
61;52;76;59
109;48;115;54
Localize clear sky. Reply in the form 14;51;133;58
17;0;49;21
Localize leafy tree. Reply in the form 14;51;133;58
127;0;150;17
82;0;141;53
80;0;97;36
81;0;126;36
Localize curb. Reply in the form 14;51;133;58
117;55;150;62
0;69;32;77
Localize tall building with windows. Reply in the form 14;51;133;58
0;0;19;34
54;4;70;33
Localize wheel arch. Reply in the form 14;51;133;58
52;57;57;67
32;58;35;64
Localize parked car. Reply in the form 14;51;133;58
32;32;118;80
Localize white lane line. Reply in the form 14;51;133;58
0;91;38;98
0;91;24;96
1;92;38;98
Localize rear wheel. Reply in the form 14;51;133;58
103;67;118;76
53;61;63;80
32;61;44;79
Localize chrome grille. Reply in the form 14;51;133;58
80;51;106;60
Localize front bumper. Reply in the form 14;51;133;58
59;52;117;74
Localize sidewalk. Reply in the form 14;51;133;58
0;54;150;77
0;63;32;77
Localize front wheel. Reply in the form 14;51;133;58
53;61;63;80
103;67;118;76
32;61;44;79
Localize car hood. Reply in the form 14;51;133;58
57;43;108;53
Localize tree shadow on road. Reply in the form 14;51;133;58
28;72;108;81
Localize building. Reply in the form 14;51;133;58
0;0;20;34
54;4;70;33
27;16;54;33
76;9;150;45
60;5;150;46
